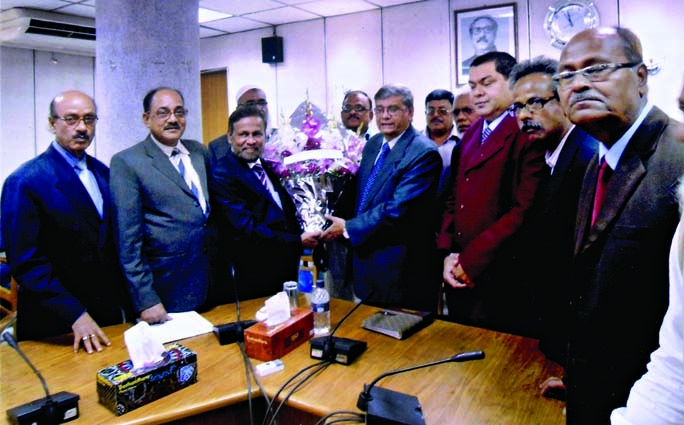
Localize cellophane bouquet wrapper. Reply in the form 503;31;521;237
263;100;366;232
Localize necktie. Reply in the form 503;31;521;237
75;161;103;217
172;149;201;203
591;158;612;227
252;163;268;188
481;124;492;145
357;142;391;214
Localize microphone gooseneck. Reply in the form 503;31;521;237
357;350;485;411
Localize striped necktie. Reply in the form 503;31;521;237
357;142;391;214
172;149;201;202
252;163;268;188
481;124;492;145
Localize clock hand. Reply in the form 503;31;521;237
565;10;574;27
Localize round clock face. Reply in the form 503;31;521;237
544;1;600;48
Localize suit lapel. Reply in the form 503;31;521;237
143;136;193;198
357;128;413;212
47;146;102;232
575;108;663;255
462;116;512;172
575;154;598;255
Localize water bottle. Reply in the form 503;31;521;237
298;269;313;308
311;279;330;336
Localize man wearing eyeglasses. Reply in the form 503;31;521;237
322;84;442;312
209;84;276;166
553;28;684;425
110;87;212;325
509;56;597;381
437;51;547;336
423;89;461;208
340;90;374;139
1;90;133;350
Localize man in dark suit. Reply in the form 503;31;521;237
555;27;684;424
322;84;442;312
110;87;212;324
1;90;132;351
209;106;320;301
208;85;275;166
509;56;598;366
437;52;547;334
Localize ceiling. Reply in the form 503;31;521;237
0;0;427;39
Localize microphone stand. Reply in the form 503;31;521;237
357;350;485;425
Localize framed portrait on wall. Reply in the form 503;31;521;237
455;4;518;84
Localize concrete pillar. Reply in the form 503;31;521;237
95;0;200;164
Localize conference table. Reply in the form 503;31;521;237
1;298;565;424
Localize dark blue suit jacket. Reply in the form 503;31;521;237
347;126;442;311
209;150;303;301
1;145;132;340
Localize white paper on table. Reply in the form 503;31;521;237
144;311;214;343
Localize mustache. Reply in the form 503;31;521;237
164;123;181;130
568;93;602;104
430;118;444;124
476;36;489;43
521;121;543;132
74;133;90;141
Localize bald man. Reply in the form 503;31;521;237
1;90;132;351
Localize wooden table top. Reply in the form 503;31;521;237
0;298;565;424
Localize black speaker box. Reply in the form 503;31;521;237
261;36;284;64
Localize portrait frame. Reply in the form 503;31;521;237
455;4;518;85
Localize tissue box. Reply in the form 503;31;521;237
96;343;197;416
244;308;313;361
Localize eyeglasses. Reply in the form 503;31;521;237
471;25;495;35
341;104;370;113
374;105;406;116
53;114;98;126
150;108;188;121
509;95;558;115
552;62;642;87
426;107;452;116
239;100;268;108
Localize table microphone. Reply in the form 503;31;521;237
356;350;485;425
3;315;80;424
309;291;373;365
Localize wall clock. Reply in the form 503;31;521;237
544;0;600;48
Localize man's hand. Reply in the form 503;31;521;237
140;303;172;324
320;215;345;241
301;230;322;248
72;312;110;354
443;253;474;288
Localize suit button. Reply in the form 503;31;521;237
457;231;462;237
465;177;470;183
459;204;464;210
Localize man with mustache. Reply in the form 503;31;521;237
437;51;547;335
340;90;374;140
555;28;684;424
1;90;133;350
509;56;597;382
462;15;498;75
209;106;320;301
110;87;212;324
423;89;460;205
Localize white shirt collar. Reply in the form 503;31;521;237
598;102;653;169
546;125;575;174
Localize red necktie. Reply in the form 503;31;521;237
591;158;612;227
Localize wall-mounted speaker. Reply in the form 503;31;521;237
261;36;284;64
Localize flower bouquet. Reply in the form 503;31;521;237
263;98;366;232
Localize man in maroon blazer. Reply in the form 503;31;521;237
437;51;547;335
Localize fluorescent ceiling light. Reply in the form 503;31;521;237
198;7;232;23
